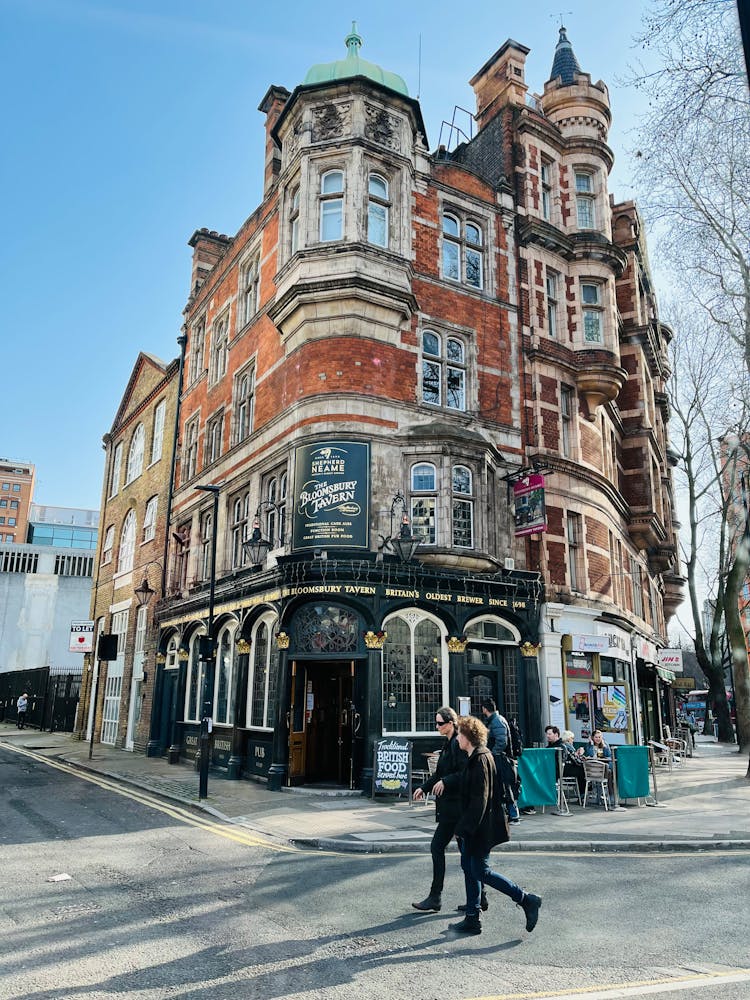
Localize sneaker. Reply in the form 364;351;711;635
509;816;521;825
520;892;542;932
411;896;441;912
520;807;536;815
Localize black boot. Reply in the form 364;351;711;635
412;894;441;912
520;892;542;932
457;890;488;912
450;913;481;935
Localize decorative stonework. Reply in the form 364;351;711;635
155;652;166;664
312;102;351;142
236;638;251;655
519;641;540;657
364;105;401;151
276;631;290;650
177;647;189;662
364;630;387;649
446;635;468;654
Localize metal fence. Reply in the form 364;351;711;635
0;666;82;732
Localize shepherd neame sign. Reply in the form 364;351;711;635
293;442;370;551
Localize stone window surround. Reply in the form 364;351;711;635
407;454;481;551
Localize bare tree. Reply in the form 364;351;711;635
632;2;750;769
667;316;749;747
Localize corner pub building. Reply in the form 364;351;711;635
100;26;681;791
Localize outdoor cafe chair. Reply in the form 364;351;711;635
582;757;610;810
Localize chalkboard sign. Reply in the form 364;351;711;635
372;737;412;799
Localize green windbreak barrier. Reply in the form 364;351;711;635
614;746;651;799
517;749;558;807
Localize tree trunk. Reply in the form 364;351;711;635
722;524;750;752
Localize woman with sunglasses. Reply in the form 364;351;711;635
411;706;467;912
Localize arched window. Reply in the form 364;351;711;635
231;492;250;568
185;628;206;723
241;258;259;326
410;462;437;544
367;173;389;247
125;425;145;484
382;611;447;734
248;614;279;729
210;313;229;384
320;170;344;241
442;212;483;288
101;525;114;565
234;365;255;444
464;617;520;719
452;465;474;548
143;496;158;542
421;330;466;410
214;623;237;725
118;509;136;573
165;635;179;671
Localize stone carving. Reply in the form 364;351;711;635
365;105;401;151
312;102;350;142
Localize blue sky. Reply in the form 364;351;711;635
0;0;653;510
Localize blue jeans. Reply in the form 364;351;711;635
508;801;519;820
458;837;524;915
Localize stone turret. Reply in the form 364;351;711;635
541;27;611;144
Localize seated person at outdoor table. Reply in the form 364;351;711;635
560;729;586;795
544;725;563;748
584;729;612;760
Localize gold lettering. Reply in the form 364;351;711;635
425;592;453;602
457;595;483;604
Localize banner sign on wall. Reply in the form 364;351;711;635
292;442;370;551
513;474;547;536
658;648;683;673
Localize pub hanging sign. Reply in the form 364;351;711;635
513;473;547;536
292;441;370;551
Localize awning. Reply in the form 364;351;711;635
656;666;675;683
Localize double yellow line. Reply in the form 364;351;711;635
1;742;313;854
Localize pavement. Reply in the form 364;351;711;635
1;724;748;854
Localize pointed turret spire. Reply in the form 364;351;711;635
549;26;582;85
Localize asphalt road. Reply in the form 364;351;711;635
1;745;749;1000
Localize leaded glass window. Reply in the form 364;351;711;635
382;612;446;734
295;605;359;653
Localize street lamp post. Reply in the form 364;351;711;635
195;484;220;799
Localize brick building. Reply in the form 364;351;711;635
89;26;682;784
0;458;35;544
80;352;180;751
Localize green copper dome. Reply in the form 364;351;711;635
303;24;409;96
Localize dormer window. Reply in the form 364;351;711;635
320;170;344;241
442;213;483;289
367;173;389;247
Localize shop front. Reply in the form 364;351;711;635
562;632;633;747
633;634;675;743
151;558;543;791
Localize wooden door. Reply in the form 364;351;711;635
287;661;307;785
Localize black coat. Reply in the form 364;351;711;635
454;745;509;855
419;733;466;824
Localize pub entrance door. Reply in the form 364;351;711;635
288;660;354;787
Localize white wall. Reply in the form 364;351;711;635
0;546;93;672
